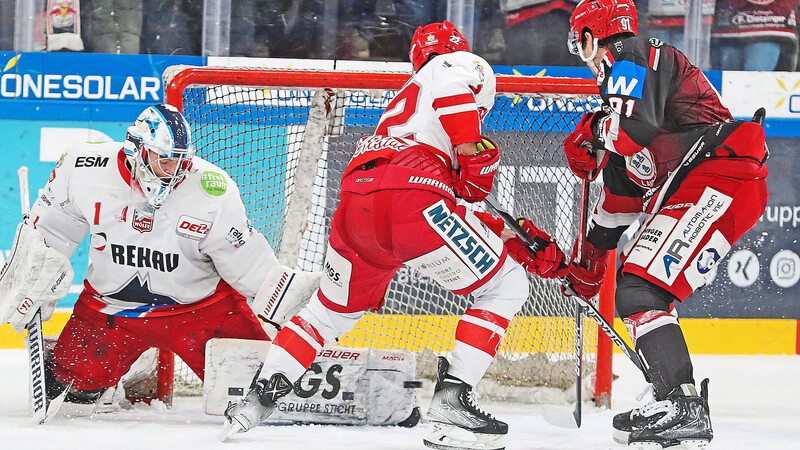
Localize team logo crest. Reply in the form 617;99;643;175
425;34;438;45
132;209;153;233
696;248;720;274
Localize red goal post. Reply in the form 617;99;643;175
158;65;616;407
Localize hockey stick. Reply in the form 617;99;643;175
18;167;48;423
570;179;591;428
18;167;71;423
483;193;647;377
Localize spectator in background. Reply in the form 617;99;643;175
230;0;271;57
646;0;715;53
81;0;142;54
500;0;583;66
254;0;324;59
711;0;799;71
140;0;201;56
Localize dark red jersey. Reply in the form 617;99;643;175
587;35;739;249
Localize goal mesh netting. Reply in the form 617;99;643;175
158;66;612;404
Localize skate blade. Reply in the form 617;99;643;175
219;419;244;442
613;430;631;445
423;422;506;450
629;439;711;449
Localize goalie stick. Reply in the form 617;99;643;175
17;166;70;423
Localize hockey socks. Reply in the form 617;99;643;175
626;311;694;400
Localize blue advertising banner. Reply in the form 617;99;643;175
0;52;202;121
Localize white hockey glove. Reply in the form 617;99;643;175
251;265;321;329
0;224;74;333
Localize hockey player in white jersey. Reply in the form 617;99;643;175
0;104;318;405
222;21;567;449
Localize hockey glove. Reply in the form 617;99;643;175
564;112;608;181
473;211;505;236
505;218;568;279
252;265;322;331
561;239;609;300
452;137;500;203
0;224;73;333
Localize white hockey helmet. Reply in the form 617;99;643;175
124;104;195;211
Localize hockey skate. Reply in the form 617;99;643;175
220;372;293;441
614;379;712;449
423;357;507;450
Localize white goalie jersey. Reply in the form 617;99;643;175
30;142;280;316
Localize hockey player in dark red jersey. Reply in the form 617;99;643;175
559;0;769;447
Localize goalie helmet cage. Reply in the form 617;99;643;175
156;65;615;407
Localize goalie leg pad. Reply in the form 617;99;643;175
205;338;419;426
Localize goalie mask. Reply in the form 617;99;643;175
124;104;194;212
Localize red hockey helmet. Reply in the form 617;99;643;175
409;21;470;72
568;0;637;56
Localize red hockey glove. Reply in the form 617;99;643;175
561;239;610;299
563;113;608;181
473;211;505;236
505;218;568;279
453;137;500;203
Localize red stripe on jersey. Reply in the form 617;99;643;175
433;93;476;111
290;316;325;346
464;308;510;329
649;47;659;70
439;110;481;146
600;187;643;214
272;326;319;368
455;320;503;357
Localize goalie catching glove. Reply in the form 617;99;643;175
505;218;568;279
251;265;322;329
564;112;609;181
561;239;609;300
452;137;499;203
0;224;73;333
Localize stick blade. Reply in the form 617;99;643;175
42;380;73;423
542;405;580;429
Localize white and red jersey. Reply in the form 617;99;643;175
345;51;496;176
30;142;280;317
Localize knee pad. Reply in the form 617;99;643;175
299;295;365;344
469;259;529;320
615;273;677;319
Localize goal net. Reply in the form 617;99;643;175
157;65;614;406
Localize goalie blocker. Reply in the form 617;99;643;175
204;338;421;426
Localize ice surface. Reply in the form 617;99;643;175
1;350;798;449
